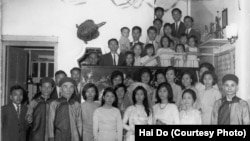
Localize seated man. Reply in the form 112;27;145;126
99;38;124;66
48;77;82;141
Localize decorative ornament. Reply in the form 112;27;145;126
76;20;106;44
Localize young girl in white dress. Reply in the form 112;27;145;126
140;44;158;66
93;87;123;141
123;86;153;141
153;82;180;125
156;36;174;67
174;44;186;67
186;36;199;68
199;71;221;124
180;89;202;124
81;83;100;141
133;43;143;66
165;66;182;107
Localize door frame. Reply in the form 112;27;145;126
1;35;58;105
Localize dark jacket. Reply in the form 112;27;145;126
99;52;124;66
171;22;186;38
2;103;29;141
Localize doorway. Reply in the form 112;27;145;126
1;35;58;105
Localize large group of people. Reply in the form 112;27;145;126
2;62;250;141
82;8;201;68
2;7;250;141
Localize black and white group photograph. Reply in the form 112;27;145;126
0;0;250;141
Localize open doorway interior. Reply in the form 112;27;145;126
6;46;54;104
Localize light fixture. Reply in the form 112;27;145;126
226;23;238;44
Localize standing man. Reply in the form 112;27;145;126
130;26;144;47
99;38;124;66
26;77;55;141
48;77;82;141
51;70;67;100
171;8;186;38
184;16;201;44
2;85;29;141
70;67;83;103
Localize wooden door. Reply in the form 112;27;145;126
6;47;28;104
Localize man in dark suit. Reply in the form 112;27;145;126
99;38;124;66
2;85;29;141
184;16;201;44
130;26;144;48
50;70;67;100
171;8;186;38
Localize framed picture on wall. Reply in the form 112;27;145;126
222;8;228;29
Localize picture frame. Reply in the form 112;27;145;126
222;8;228;29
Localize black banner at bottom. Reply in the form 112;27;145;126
135;125;249;140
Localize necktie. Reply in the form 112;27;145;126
175;22;178;32
186;29;189;35
17;105;20;118
113;54;116;66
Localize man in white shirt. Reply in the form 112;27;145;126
99;38;124;66
171;8;186;38
184;15;201;44
51;70;67;100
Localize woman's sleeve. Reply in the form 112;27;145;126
93;109;99;141
76;103;83;138
173;105;180;124
241;101;250;125
116;110;123;141
196;110;202;125
123;107;131;131
211;100;220;125
48;101;57;141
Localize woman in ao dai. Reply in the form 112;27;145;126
123;86;153;141
81;83;100;141
93;87;122;141
179;89;202;124
153;82;180;125
199;71;221;124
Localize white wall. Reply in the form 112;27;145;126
2;0;154;74
155;0;189;24
191;0;250;101
190;0;240;35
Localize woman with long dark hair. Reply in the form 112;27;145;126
123;86;152;141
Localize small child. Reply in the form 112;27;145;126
133;43;143;66
179;33;189;50
122;51;134;66
199;71;221;124
93;87;123;141
119;27;131;54
140;44;158;66
186;35;199;68
2;85;29;141
180;89;202;124
211;74;250;125
81;83;100;141
165;66;182;107
174;44;186;67
157;36;175;67
153;82;180;125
